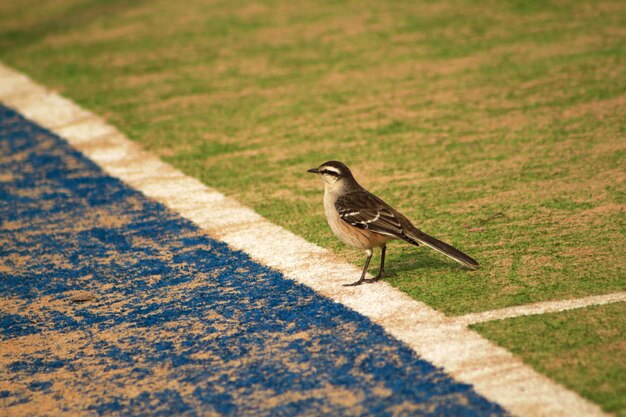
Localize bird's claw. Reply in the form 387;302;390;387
343;281;364;287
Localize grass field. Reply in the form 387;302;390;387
1;0;624;413
474;302;626;417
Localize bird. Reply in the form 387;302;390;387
307;160;479;286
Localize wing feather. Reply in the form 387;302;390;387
335;192;406;239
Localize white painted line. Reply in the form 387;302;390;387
0;62;610;417
451;292;626;326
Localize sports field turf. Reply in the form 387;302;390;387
1;0;624;413
474;302;626;417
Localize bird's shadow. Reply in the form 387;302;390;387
374;247;467;278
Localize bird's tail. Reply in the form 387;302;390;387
405;230;479;270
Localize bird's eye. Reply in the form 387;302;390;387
321;169;340;177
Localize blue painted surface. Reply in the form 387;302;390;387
0;104;508;416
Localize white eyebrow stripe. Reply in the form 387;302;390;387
322;166;341;174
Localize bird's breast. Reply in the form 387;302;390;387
323;191;390;250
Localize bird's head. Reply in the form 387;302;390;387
307;160;356;191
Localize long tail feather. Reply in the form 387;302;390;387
406;231;479;269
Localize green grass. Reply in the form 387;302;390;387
473;303;626;416
1;0;625;411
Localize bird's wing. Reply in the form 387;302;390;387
335;191;408;239
336;191;478;268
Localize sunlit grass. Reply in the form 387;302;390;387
473;303;626;416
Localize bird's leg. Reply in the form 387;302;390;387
343;250;373;287
365;244;386;283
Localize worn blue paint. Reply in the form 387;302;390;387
0;104;508;416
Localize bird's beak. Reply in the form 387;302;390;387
307;168;319;174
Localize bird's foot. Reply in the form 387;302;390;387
364;271;385;284
342;280;364;287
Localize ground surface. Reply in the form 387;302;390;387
474;303;626;417
0;0;624;414
0;106;508;416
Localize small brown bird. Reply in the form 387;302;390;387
308;161;479;286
